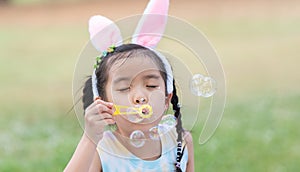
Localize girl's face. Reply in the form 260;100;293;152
105;55;170;134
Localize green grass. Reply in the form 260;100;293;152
1;13;300;172
0;105;81;172
0;25;86;171
194;93;300;171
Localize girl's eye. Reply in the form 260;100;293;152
146;85;159;89
118;87;130;92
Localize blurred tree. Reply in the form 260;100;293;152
0;0;9;4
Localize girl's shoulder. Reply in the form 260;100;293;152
183;131;193;145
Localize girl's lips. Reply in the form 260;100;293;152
141;107;150;115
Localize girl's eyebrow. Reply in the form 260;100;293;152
113;74;160;84
143;74;160;80
113;77;131;84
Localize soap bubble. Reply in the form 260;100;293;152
160;114;177;129
149;126;160;140
190;74;217;97
129;130;146;148
126;107;143;123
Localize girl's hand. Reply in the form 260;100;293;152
84;98;115;144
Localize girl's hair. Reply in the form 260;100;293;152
82;43;183;171
171;79;184;172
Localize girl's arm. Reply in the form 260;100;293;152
64;133;100;172
64;99;114;172
88;151;101;172
185;131;195;172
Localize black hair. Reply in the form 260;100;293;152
171;79;184;172
82;43;184;171
83;43;167;109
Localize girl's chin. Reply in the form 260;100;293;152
115;122;158;136
116;113;162;125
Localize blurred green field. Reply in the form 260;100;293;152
1;1;300;171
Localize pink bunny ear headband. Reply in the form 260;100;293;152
89;0;173;100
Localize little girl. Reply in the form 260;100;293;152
65;0;194;171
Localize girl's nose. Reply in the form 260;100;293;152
135;97;147;104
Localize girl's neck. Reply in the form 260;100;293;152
114;129;162;161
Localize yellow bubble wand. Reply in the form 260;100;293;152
113;104;153;119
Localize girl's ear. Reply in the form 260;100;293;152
131;0;169;48
165;93;173;110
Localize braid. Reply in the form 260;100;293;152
171;79;183;172
82;76;93;112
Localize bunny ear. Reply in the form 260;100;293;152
132;0;169;48
89;15;123;52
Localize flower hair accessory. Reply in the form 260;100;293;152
89;0;172;99
93;45;116;69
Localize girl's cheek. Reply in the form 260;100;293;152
149;90;165;103
148;90;166;116
110;92;130;104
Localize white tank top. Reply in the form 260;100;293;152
97;126;188;172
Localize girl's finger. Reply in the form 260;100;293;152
103;119;116;125
92;119;115;129
94;99;114;109
86;112;114;124
97;113;114;120
85;97;102;111
96;104;114;115
86;103;113;116
86;97;111;110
